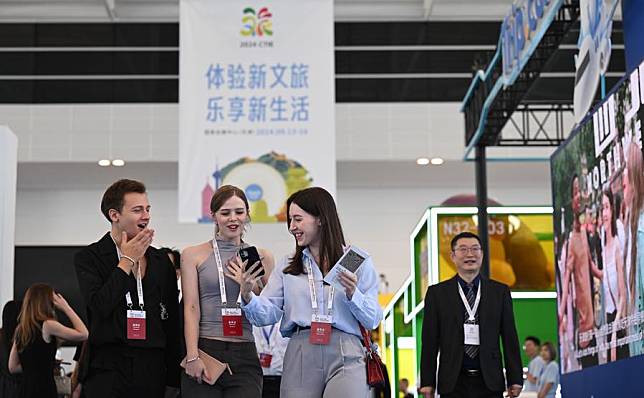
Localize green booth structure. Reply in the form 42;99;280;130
381;206;558;397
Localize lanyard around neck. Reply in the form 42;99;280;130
261;324;275;346
111;234;144;310
457;281;481;322
213;238;242;306
305;256;334;314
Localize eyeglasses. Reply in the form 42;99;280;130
453;247;482;255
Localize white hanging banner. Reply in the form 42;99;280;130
179;0;336;223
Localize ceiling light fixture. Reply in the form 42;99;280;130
112;159;125;167
430;157;444;165
98;159;111;167
416;157;430;165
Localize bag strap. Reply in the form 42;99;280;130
358;324;373;353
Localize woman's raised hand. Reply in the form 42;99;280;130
225;255;264;303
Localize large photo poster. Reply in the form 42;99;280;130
179;0;335;223
551;59;644;374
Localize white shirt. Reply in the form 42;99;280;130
252;319;290;376
525;355;545;392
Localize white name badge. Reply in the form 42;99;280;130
312;314;332;323
127;309;146;319
464;323;480;345
221;308;242;316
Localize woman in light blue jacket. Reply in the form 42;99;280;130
227;187;383;398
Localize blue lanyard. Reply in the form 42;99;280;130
262;325;275;346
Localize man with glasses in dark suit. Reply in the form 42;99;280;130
419;231;523;398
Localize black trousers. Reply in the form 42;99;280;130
441;372;503;398
262;375;281;398
83;347;166;398
181;338;262;398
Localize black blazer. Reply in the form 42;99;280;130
74;232;181;387
420;275;523;394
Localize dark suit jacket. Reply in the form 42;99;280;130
74;232;181;387
420;275;523;394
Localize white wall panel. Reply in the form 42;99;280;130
0;127;17;305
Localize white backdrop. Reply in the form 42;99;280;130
179;0;335;223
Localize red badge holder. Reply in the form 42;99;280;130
309;314;333;345
126;310;146;340
222;308;243;336
259;353;273;368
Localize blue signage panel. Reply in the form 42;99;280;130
501;0;563;86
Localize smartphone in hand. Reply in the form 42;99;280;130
239;246;265;277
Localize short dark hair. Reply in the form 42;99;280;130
100;179;146;222
525;336;541;346
450;231;482;251
541;341;557;361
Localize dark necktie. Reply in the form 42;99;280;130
464;282;479;358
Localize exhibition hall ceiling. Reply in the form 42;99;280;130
0;0;517;22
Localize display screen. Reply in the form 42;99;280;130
551;61;644;374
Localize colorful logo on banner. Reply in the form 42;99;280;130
197;152;312;223
241;7;273;37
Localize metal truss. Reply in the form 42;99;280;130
497;103;574;146
462;0;580;148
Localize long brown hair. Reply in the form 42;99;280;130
14;284;56;351
626;143;644;307
283;187;345;275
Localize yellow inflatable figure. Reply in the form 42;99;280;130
438;215;516;287
436;201;554;290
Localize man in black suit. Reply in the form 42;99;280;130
75;179;181;398
419;231;523;398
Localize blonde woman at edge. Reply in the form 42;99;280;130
181;185;274;397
